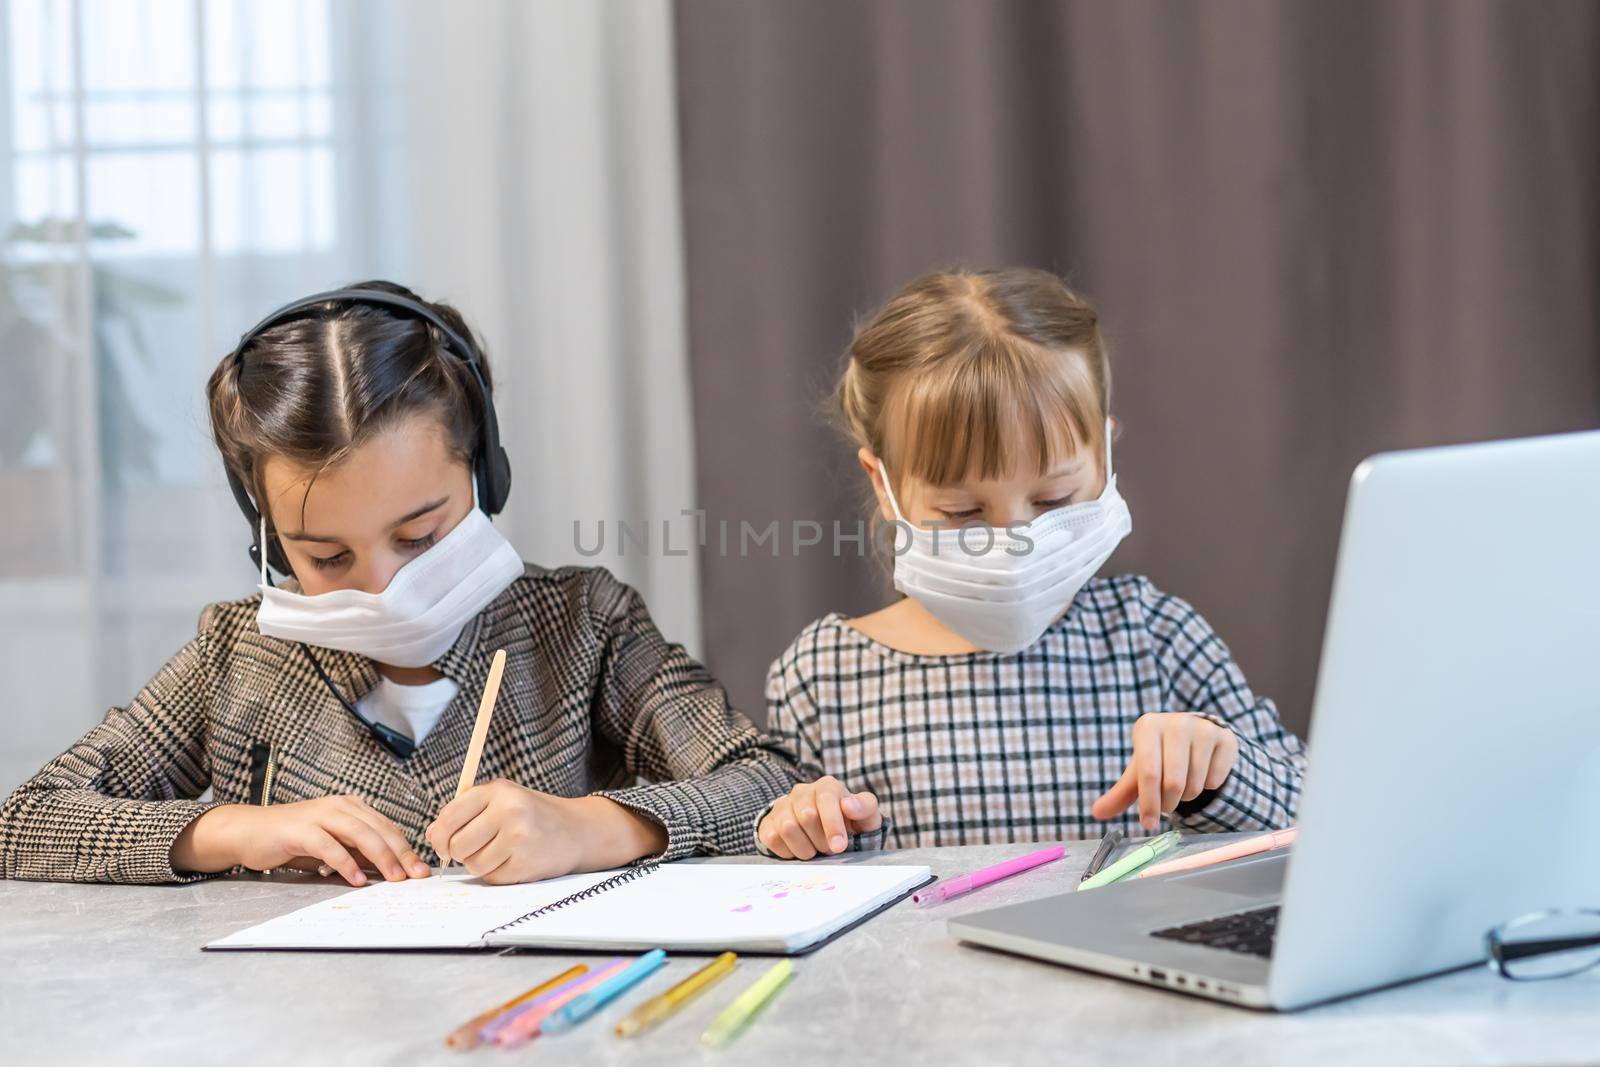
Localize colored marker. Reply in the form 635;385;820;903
701;959;794;1048
913;846;1066;907
1138;827;1298;879
541;949;668;1035
445;964;587;1049
1077;830;1182;891
489;958;629;1046
616;951;738;1037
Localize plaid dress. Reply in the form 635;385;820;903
764;574;1308;850
0;565;801;883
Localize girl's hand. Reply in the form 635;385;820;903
426;780;667;885
757;776;882;859
1091;713;1238;831
172;797;431;885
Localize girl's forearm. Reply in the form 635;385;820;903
170;805;243;874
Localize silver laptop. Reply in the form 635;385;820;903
950;430;1600;1010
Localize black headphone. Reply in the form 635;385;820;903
223;287;513;577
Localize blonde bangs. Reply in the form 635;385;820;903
884;336;1103;488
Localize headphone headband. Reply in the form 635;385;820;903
226;286;513;577
232;289;482;375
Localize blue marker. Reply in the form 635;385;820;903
539;949;667;1034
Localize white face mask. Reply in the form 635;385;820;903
255;505;523;667
880;418;1132;654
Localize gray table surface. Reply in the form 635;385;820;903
3;836;1596;1066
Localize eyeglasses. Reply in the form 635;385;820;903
1485;909;1600;980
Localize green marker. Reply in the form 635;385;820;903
701;959;794;1048
1077;830;1182;891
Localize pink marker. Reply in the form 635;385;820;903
913;846;1066;907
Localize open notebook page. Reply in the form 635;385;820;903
206;869;621;950
494;863;932;952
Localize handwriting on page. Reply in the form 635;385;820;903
209;870;616;949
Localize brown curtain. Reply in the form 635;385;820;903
673;0;1600;735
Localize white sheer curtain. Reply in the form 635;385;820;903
0;0;699;793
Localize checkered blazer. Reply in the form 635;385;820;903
764;575;1308;851
0;565;802;884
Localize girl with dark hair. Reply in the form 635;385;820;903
0;281;801;886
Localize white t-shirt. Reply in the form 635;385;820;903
354;674;460;747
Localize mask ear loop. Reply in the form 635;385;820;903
1104;416;1115;481
875;457;917;554
259;515;271;588
876;458;909;523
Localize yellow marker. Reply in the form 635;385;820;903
700;959;793;1048
615;951;737;1038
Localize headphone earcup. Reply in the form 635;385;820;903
481;446;513;515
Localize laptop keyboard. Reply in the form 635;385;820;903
1151;905;1280;959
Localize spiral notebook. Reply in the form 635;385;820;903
206;862;932;955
